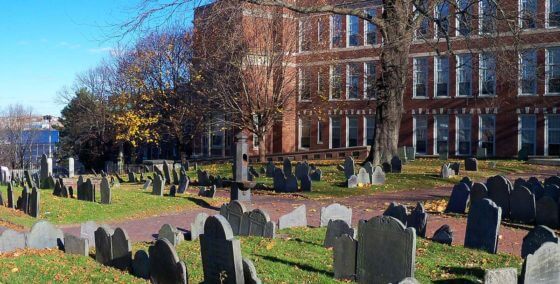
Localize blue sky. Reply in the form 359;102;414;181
0;1;197;116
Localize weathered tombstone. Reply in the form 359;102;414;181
370;166;385;185
324;219;354;248
528;177;545;200
343;156;355;179
29;186;40;217
398;146;408;164
158;224;183;246
391;156;402;173
190;212;209;241
39;154;51;187
283;158;292;177
219;201;248;235
450;162;460;175
470;182;488;202
239;209;275;238
406;146;416;161
382;162;391;173
356;216;416;283
278;205;307;229
242;258;261;284
265;161;275;177
320;203;352;227
200;215;244;284
487;175;512;218
64;233;89;256
6;182;14;208
273;168;286;192
60;183;69;198
132;250;150;279
172;168;180;185
178;175;189;194
445;183;470;214
357;168;371;185
440;164;452;179
432;224;453;245
347;175;358;188
95;226;113;265
285;175;298;192
509;186;536;223
111;227;132;271
80;221;98;248
459;176;473;189
383;202;409;226
484;268;517;284
149;238;188;284
523;242;560;283
143;179;152;190
536;196;559;228
127;172;136;183
100;177;111;204
27;220;63;249
162;161;172;185
17;186;30;214
407;202;428;238
544;184;560;201
464;198;502;253
464;158;478;171
170;185;177;197
300;174;312;192
521;225;559;258
0;229;26;252
333;234;357;281
53;179;62;196
152;174;165;196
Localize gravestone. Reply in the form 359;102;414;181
432;224;453;245
111;227;132;271
544;184;560;201
464;158;478;171
406;146;416;161
464;198;502;253
197;170;211;186
285;175;298;192
169;185;177;197
383;202;409;226
333;234;357;281
84;178;95;202
523;242;560;283
528;177;545;200
324;219;354;248
347;175;358;188
471;182;488;202
357;216;416;284
391;156;402;173
6;182;14;208
363;162;373;180
440;164;453;179
439;151;448;160
300;174;312;192
450;162;460;175
53;179;62;196
486;175;511;218
310;168;322;181
371;166;385;185
17;186;30;214
265;161;275;177
283;158;292;177
80;221;98;248
382;162;391;173
273;168;286;192
27;220;63;249
178;175;189;194
158;224;183;247
95;226;113;265
219;201;248;235
200;215;244;284
29;186;40;217
143;179;152;190
242;258;261;284
162;161;172;185
484;268;517;284
128;172;136;183
39;154;51;186
239;209;275;238
100;177;111;204
320;203;352;227
0;229;26;252
190;212;209;241
509;185;535;223
536;196;559;228
233;133;249;182
278;205;307;229
407;202;428;238
64;233;88;256
343;156;355;179
152;174;165;196
445;183;470;214
149;238;188;284
398;146;408;164
357;168;370;185
521;225;559;258
514;178;528;190
132;250;150;280
459;176;473;189
545;175;560;187
172;168;179;185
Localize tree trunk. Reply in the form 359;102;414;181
258;134;267;162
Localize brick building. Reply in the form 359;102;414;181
194;0;560;159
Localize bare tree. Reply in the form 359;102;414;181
0;105;37;169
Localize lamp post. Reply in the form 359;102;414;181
43;115;52;158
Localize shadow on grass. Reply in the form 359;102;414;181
186;197;220;211
434;266;485;283
432;279;478;284
292;237;322;247
254;254;333;276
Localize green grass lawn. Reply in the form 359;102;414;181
0;183;226;228
0;227;521;283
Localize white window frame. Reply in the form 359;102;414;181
317;120;323;144
413;57;428;98
479;0;497;34
347;15;359;47
329;65;343;100
298;68;311;101
456;0;472;36
456;115;472;156
433;115;449;154
298;117;311;150
546;47;560;95
330;14;343;49
518;114;537;155
519;0;537;29
413;115;428;154
434;2;450;39
546;0;560;28
478;114;496;156
545;114;560;155
329;116;342;149
518;49;537;96
479;53;497;97
456;54;473;97
346;63;360;100
364;61;376;99
298;19;304;52
346;116;359;147
364;8;377;46
434;56;450;97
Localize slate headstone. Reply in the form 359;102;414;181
64;233;89;256
149;238;188;284
242;258;261;284
29;186;40;217
465;158;478;171
158;224;183;247
285;175;298;192
278;205;307;229
310;168;322;181
100;177;111;204
383;202;409;226
324;219;354;248
27;220;63;249
219;201;248;235
391;156;402;173
239;209;275;238
300;174;312;192
464;198;502;253
487;175;512;218
333;234;357;281
0;229;26;252
343;156;355;179
95;226;113;265
273;168;286;192
521;225;559;258
152;174;165;196
190;212;209;241
484;268;518;284
536;196;559;228
320;203;352;227
509;185;536;224
132;250;150;279
143;179;152;190
407;202;428;238
111;228;132;271
470;182;488;202
283;158;292;176
432;224;453;245
445;183;470;214
523;242;560;283
80;221;98;248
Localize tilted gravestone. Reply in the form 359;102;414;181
445;183;470;214
347;175;358;188
521;225;559;258
200;215;244;284
29;186;40;218
356;216;416;283
219;201;248;235
95;226;114;265
190;212;209;241
432;224;453;245
100;177;111;204
6;182;14;208
143;179;152;190
172;168;180;185
523;242;560;283
528;177;545;200
470;182;488;202
27;220;63;249
487;175;512;218
178;175;189;194
111;227;132;271
152;174;165;196
324;219;354;248
357;168;371;185
64;233;89;256
0;229;26;252
371;166;385;185
278;205;307;229
383;202;409;226
391;156;402;173
536;196;559;228
239;209;275;238
509;185;535;224
149;238;188;284
333;234;357;281
162;161;172;185
464;158;478;171
273;168;286;193
407;202;428;238
283;158;292;177
343;156;355;180
464;198;502;254
132;250;150;280
158;224;183;247
320;203;352;227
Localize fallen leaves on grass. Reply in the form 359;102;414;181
424;199;448;213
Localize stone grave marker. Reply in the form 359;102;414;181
0;229;26;252
391;156;402;173
343;156;355;179
528;177;545;200
149;238;188;284
100;177;111;204
172;168;179;185
242;258;261;284
440;163;453;179
27;220;63;249
445;183;470;214
324;219;354;248
536;196;559;228
357;168;370;185
300;174;312;192
29;186;40;217
285;175;298;192
382;162;391;173
80;221;98;248
459;176;473;189
310;168;322;181
95;225;113;265
509;185;535;223
464;198;502;253
152;174;165;196
333;234;357;281
162;161;172;185
450;162;460;175
523;242;560;283
487;175;512;218
7;182;14;208
143;179;152;190
128;172;136;183
190;212;209;241
158;224;183;246
265;161;275;177
219;201;248;235
278;205;307;229
320;203;352;227
544;184;560;201
464;158;478;171
64;233;88;256
347;175;358;188
132;250;150;279
239;209;275;238
383;202;409;226
484;268;517;284
545;175;560;187
471;182;488;202
178;175;189;194
283;158;292;176
371;166;385;185
169;185;177;197
407;202;428;238
111;227;132;271
521;225;559;258
273;168;286;192
432;224;453;245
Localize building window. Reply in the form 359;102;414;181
479;54;496;96
435;2;450;38
365;9;377;45
546;47;560;94
413;57;428;98
435;115;449;154
457;115;472;155
347;117;359;147
414;116;428;154
365;116;375;146
520;0;537;29
520;50;537;95
331;15;344;48
299;68;311;101
299;117;311;149
347;63;360;99
415;0;429;39
548;0;560;27
435;56;449;97
317;69;323;94
299;18;311;52
480;0;497;34
456;54;472;97
457;0;472;36
347;15;359;47
479;115;496;156
547;115;560;155
364;62;377;99
330;65;343;99
519;115;537;155
330;116;341;148
317;120;324;144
